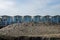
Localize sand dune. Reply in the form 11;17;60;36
0;23;60;38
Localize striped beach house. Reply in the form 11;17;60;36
41;15;51;23
2;15;13;26
14;15;22;23
51;15;60;24
33;15;41;23
23;15;32;22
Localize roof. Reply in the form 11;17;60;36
14;15;22;17
44;15;51;17
24;15;31;17
1;15;12;18
2;15;11;17
51;15;60;18
53;15;60;17
34;15;41;17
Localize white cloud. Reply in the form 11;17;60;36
0;0;60;16
0;0;15;9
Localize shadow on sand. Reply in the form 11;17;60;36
0;36;60;40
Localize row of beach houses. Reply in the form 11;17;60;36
0;15;60;27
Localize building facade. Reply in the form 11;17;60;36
2;15;13;26
14;15;22;23
51;15;60;24
41;15;51;23
33;15;41;23
23;15;32;22
0;15;60;27
0;17;2;27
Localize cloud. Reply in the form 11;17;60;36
0;0;15;9
0;0;60;16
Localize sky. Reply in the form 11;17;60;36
0;0;60;16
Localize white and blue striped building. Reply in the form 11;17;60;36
0;15;60;27
23;15;32;22
33;15;41;23
1;15;13;26
41;15;51;23
14;15;22;23
51;15;60;24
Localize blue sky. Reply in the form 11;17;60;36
0;0;60;16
